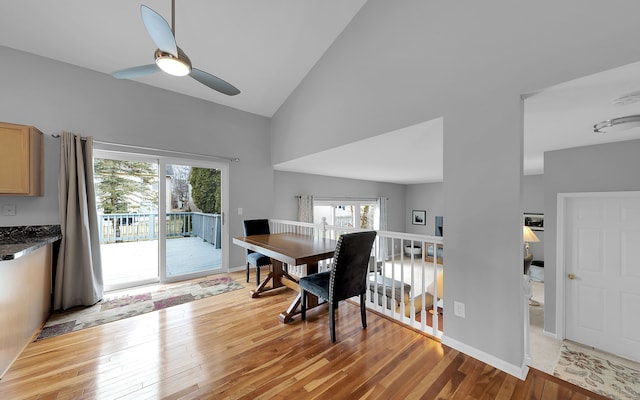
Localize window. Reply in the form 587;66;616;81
313;198;380;230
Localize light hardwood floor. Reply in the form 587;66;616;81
0;271;608;399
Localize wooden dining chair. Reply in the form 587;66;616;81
299;231;377;343
243;219;272;283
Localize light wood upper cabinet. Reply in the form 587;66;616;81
0;122;44;196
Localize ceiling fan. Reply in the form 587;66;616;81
111;0;240;96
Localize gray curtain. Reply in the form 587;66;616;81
378;197;389;260
297;195;314;223
54;132;103;310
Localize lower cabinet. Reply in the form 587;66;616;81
0;245;52;378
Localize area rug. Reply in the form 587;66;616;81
36;276;244;341
553;342;640;400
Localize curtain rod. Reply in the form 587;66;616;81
296;196;388;200
51;133;239;163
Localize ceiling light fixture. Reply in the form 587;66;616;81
154;49;191;76
612;90;640;106
112;2;240;96
593;115;640;133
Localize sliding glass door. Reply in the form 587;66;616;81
313;198;380;229
94;152;159;290
94;151;227;291
162;160;224;282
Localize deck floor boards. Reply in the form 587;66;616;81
101;237;222;287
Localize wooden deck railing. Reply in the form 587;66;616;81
98;212;221;248
269;219;444;338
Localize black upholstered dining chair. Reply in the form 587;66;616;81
299;231;377;343
243;219;272;283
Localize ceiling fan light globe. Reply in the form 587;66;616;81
154;49;191;76
156;57;191;76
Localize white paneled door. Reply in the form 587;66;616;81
564;194;640;361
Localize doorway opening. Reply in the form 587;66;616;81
557;191;640;362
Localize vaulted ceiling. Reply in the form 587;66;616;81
2;1;640;184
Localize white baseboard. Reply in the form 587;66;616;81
227;265;245;273
441;335;529;380
543;329;559;340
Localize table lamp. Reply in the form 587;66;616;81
523;226;540;257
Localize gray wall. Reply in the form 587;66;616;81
272;171;405;233
405;182;444;236
544;139;640;334
0;46;272;268
270;0;640;372
404;177;544;253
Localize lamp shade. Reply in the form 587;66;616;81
523;226;540;243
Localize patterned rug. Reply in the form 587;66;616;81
36;276;243;341
554;343;640;400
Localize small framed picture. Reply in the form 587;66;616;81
412;210;426;225
524;213;544;231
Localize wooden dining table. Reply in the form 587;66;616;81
233;232;337;323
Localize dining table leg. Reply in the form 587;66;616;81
279;261;320;323
250;259;285;298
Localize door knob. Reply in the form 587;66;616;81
567;273;576;280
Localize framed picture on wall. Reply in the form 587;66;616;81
524;213;544;231
412;210;426;225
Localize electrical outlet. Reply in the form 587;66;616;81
454;301;466;318
2;204;16;216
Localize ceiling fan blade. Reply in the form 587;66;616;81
140;5;178;55
112;64;160;79
190;68;240;96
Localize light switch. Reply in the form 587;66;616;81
2;204;16;216
238;207;243;215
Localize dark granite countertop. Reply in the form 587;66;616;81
0;225;62;261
